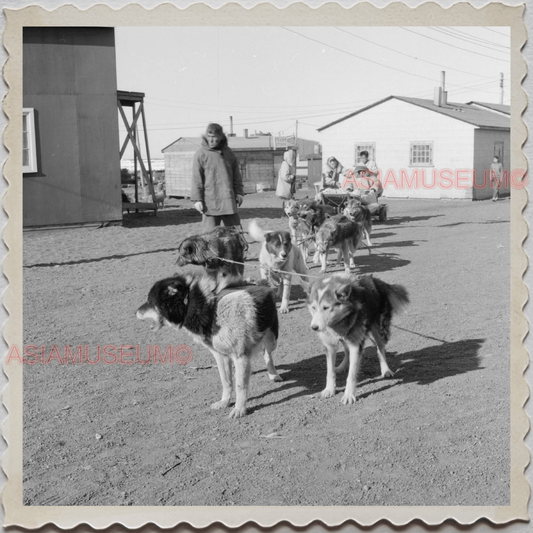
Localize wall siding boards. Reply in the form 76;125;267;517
23;27;121;227
319;98;509;200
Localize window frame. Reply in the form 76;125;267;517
23;108;38;173
354;143;376;165
409;141;434;167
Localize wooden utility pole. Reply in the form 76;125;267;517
500;72;504;104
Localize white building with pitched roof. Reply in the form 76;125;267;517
318;95;511;200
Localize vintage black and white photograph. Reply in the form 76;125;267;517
3;1;529;529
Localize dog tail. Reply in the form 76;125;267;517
388;283;410;315
247;219;265;242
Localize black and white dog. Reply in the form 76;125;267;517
137;271;282;418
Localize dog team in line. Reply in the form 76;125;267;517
137;123;409;419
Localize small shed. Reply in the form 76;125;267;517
162;135;297;197
318;94;510;200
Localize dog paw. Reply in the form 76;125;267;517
279;305;289;314
341;392;357;405
228;406;247;418
320;388;335;399
381;369;395;379
211;399;230;410
269;373;283;382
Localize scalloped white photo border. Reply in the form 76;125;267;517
1;2;529;529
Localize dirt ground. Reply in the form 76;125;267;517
21;189;510;507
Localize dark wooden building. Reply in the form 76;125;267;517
23;27;122;227
162;135;298;197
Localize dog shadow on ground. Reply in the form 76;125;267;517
437;220;509;228
356;251;410;274
369;239;425;250
248;337;484;413
354;337;484;400
386;214;445;226
238;207;286;221
123;207;202;228
123;206;286;229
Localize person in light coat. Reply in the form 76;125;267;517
276;149;296;200
322;156;345;190
190;123;244;231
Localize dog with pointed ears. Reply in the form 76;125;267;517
343;197;373;247
176;226;246;293
248;219;310;314
137;271;282;418
314;214;364;274
307;274;409;404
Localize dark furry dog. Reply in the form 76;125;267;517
314;214;364;274
297;199;336;232
307;274;409;404
343;198;372;246
176;226;245;292
137;272;282;418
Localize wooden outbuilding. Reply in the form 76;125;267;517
162;134;298;197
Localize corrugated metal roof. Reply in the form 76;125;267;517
161;137;203;153
162;136;297;153
466;101;510;115
396;97;510;129
318;95;510;132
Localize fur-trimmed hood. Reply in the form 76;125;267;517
200;133;229;152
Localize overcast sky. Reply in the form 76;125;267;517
114;26;510;159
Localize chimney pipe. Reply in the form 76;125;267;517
433;87;442;107
434;71;448;107
230;116;234;135
243;129;248;138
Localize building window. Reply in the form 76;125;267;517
355;143;376;164
23;108;38;173
410;142;433;166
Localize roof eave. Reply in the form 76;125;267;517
394;96;510;129
317;96;394;132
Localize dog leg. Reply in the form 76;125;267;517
321;342;338;398
229;355;252;418
342;341;363;405
365;227;372;247
298;242;308;263
313;244;321;265
293;248;311;294
370;327;394;378
336;342;349;373
263;334;282;383
319;247;328;274
341;243;351;273
279;277;291;314
211;351;233;410
335;249;342;268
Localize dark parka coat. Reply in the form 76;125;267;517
190;135;244;216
